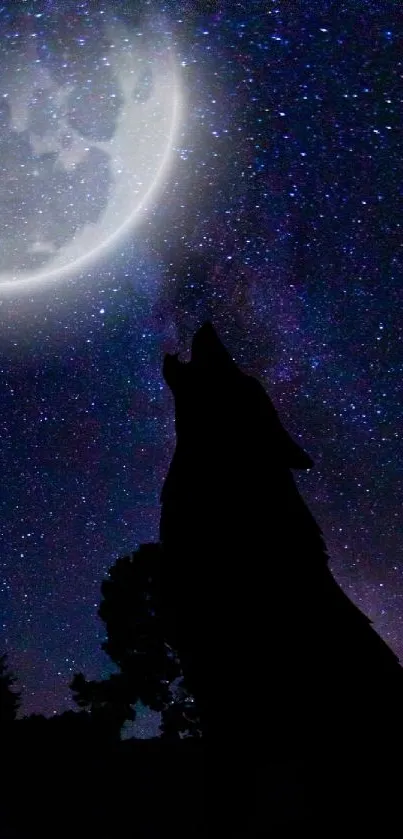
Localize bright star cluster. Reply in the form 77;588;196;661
0;0;401;735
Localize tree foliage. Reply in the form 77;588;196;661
99;543;180;711
70;543;201;738
160;681;202;740
70;671;135;734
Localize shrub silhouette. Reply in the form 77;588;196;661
0;653;21;733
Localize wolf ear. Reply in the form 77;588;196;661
191;321;238;373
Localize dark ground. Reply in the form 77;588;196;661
3;735;402;836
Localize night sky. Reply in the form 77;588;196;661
0;1;401;737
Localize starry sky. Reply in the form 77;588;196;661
0;1;401;736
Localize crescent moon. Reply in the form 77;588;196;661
0;19;182;297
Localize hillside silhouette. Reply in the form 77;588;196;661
2;321;403;835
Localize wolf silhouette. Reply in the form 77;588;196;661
160;322;403;829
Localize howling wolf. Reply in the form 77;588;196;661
160;322;403;828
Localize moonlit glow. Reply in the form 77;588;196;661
0;19;181;296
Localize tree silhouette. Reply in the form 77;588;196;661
99;543;177;712
0;653;21;732
71;543;201;737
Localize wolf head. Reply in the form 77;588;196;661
163;321;313;471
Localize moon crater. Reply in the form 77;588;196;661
0;18;181;295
